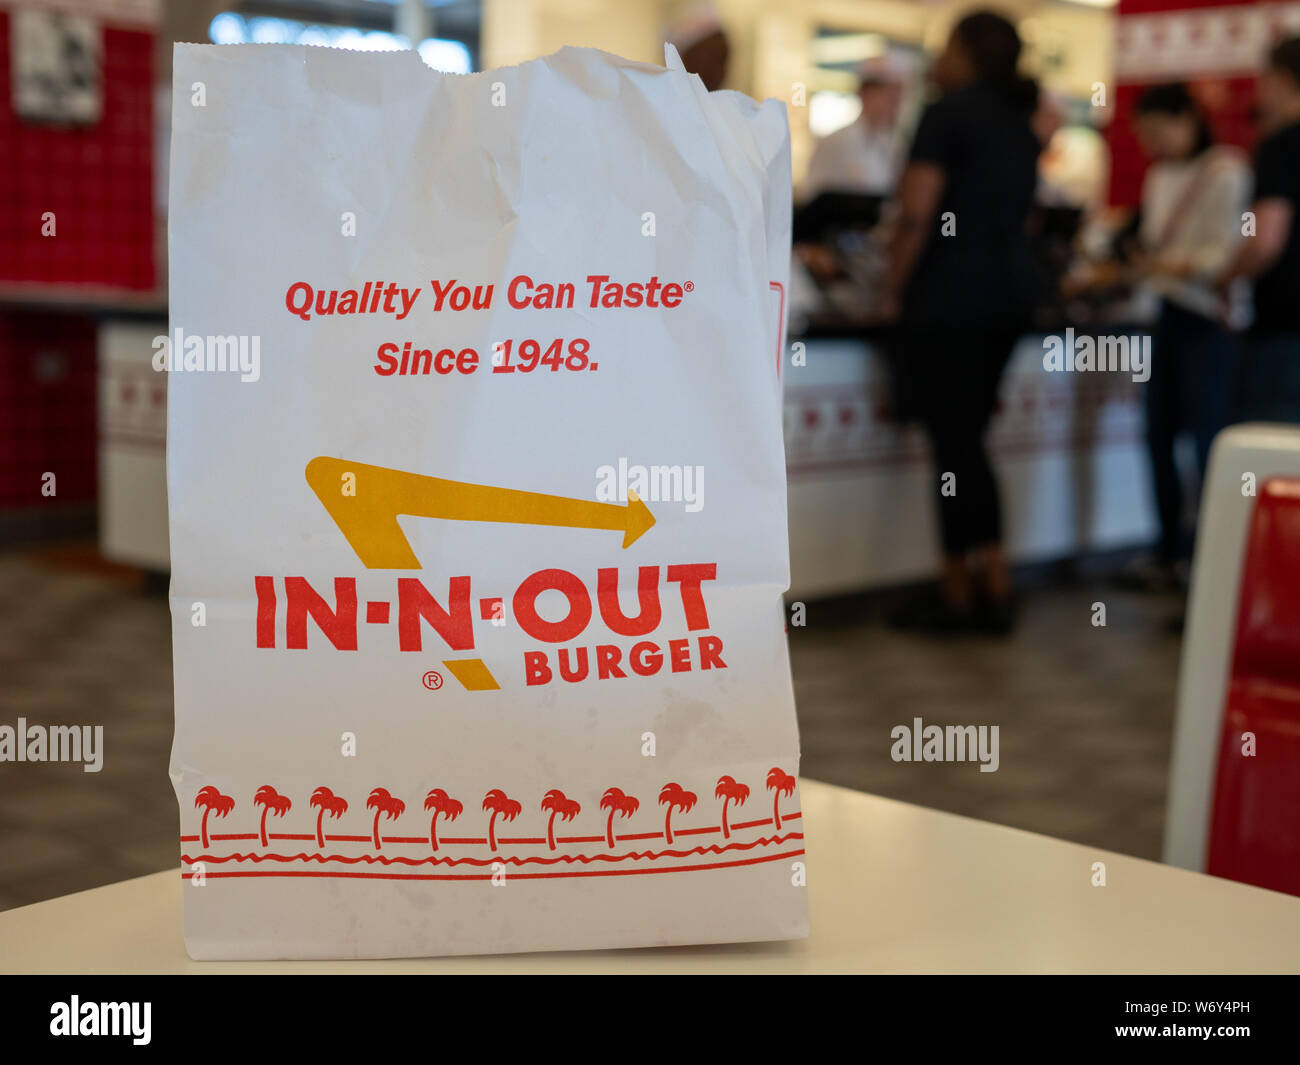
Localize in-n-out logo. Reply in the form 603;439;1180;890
251;457;729;690
50;997;151;1045
254;565;726;690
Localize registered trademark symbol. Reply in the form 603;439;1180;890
422;670;443;691
684;281;694;292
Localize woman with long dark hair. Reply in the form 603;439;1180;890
881;10;1043;633
1127;84;1248;587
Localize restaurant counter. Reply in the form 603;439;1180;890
785;330;1155;599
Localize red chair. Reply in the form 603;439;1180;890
1166;425;1300;896
1206;478;1300;896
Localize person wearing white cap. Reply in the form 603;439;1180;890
803;53;908;201
665;7;729;92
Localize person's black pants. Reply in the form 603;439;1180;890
1233;329;1300;423
1146;301;1239;564
907;328;1018;557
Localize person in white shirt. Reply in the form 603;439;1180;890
803;55;906;200
1131;83;1250;581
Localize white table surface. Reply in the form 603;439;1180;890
3;780;1298;973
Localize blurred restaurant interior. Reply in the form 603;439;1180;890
3;0;1300;919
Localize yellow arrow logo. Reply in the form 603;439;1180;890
305;456;656;569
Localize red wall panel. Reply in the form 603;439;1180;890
0;311;98;507
0;12;156;290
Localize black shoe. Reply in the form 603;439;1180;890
887;591;975;635
974;595;1018;636
1113;555;1181;594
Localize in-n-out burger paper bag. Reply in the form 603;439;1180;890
167;42;807;959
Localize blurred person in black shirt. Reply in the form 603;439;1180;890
880;10;1043;634
1221;36;1300;420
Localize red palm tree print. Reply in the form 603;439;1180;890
194;785;234;849
766;767;796;830
253;785;292;847
366;787;406;850
599;787;640;849
657;782;697;845
714;775;750;839
310;786;348;848
423;788;463;852
539;789;581;851
482;788;522;851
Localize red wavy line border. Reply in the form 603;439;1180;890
181;847;807;881
182;832;804;869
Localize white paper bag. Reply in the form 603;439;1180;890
167;41;807;959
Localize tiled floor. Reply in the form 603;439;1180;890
0;550;177;911
789;577;1183;860
0;546;1184;911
